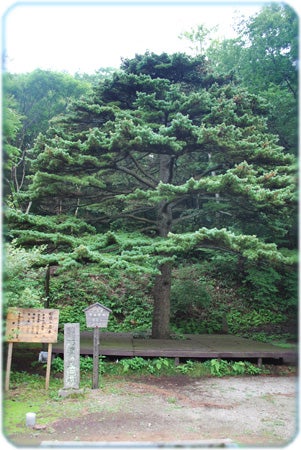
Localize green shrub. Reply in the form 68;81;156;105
176;360;194;374
171;278;211;320
49;266;153;332
51;355;106;374
50;355;265;378
204;359;264;376
119;357;173;374
3;242;46;312
241;265;280;307
226;309;286;334
58;303;89;330
51;356;64;373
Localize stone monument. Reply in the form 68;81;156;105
58;323;83;397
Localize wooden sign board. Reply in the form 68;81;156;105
5;307;59;343
84;303;111;329
84;303;112;389
5;307;60;391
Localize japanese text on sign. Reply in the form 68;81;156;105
5;308;59;343
84;303;111;328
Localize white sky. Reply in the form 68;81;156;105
1;0;298;74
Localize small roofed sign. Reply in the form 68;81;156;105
84;303;112;328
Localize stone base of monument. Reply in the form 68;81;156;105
58;388;84;398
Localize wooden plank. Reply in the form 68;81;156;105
98;349;135;356
5;342;13;391
92;328;100;389
51;332;297;362
45;343;52;390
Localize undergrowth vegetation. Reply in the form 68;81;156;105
44;255;297;344
38;355;268;379
3;243;297;343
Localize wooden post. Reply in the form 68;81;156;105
5;342;13;391
45;343;52;390
83;303;111;389
92;327;100;389
257;357;262;368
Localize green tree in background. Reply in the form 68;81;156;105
185;3;298;155
235;3;298;96
3;69;92;202
2;94;24;199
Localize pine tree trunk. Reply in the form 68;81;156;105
152;201;173;337
152;262;172;339
151;153;174;339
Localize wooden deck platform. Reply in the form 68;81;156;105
52;332;297;364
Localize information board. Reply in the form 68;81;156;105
84;303;111;328
5;307;59;343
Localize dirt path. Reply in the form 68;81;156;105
5;375;298;447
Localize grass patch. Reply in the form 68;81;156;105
4;371;90;436
4;398;40;434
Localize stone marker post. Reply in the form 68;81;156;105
59;323;83;397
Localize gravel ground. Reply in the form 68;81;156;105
5;375;298;448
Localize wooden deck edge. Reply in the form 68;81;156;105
50;332;297;361
52;347;297;359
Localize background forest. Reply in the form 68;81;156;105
3;3;298;341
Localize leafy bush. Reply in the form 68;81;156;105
49;266;153;331
241;265;281;307
171;275;211;320
170;265;216;333
57;303;89;330
119;357;173;374
51;355;105;374
51;356;64;373
106;296;153;332
239;262;297;314
226;309;286;334
204;359;263;376
3;242;46;312
176;360;194;374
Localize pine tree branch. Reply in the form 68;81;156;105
115;164;157;189
119;214;156;225
128;152;158;185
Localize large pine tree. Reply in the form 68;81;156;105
12;53;296;338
